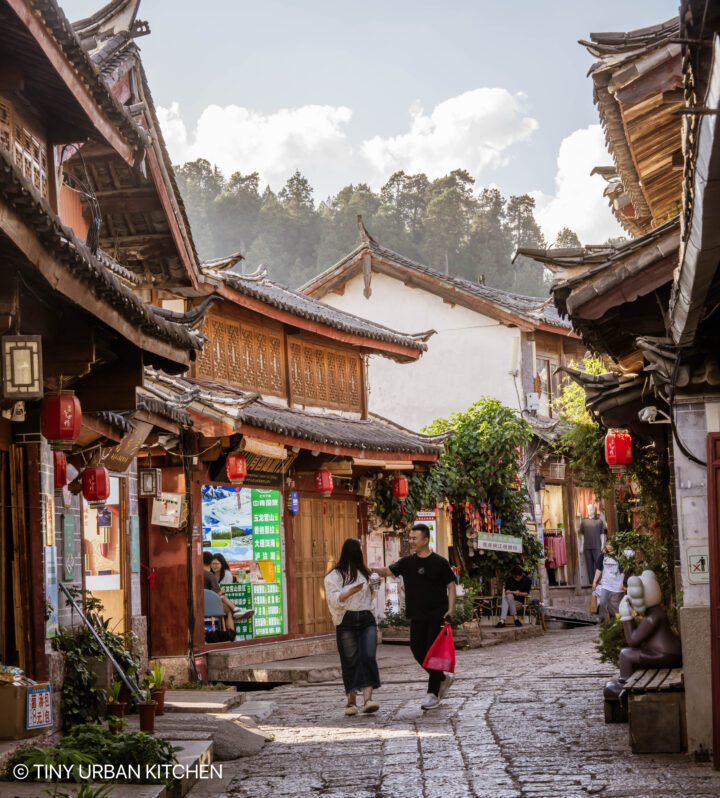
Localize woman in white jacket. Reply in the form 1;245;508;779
324;538;381;715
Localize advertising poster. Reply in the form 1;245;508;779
415;510;437;552
202;485;285;638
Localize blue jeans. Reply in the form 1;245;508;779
336;610;381;696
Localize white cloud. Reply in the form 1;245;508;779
158;88;538;198
362;89;537;180
157;101;356;197
532;125;625;245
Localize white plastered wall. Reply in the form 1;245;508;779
320;272;522;429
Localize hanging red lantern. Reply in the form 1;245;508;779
53;450;67;492
82;467;110;506
226;453;248;484
41;392;82;450
314;469;334;498
392;476;409;501
604;431;632;470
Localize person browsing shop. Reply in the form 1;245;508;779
372;523;456;710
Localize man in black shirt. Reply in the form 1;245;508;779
495;565;532;628
373;523;456;710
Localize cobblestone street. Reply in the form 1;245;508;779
191;627;720;798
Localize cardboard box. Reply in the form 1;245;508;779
0;683;52;741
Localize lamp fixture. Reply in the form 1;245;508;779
1;335;43;400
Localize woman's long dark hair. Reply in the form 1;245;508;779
211;552;234;583
332;538;371;586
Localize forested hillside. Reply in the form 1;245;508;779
175;159;585;296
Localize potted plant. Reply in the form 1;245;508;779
138;689;157;734
145;662;167;715
105;681;126;734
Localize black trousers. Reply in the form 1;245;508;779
409;611;446;696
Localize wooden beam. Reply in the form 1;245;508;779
615;57;683;105
6;0;136;165
145;146;198;288
75;351;143;412
89;188;160;216
0;66;24;90
0;195;190;367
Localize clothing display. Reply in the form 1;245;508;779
544;536;567;567
579;517;606;549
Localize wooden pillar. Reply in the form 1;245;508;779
24;443;47;681
706;433;720;770
283;501;299;636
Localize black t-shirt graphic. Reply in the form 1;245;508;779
389;553;455;619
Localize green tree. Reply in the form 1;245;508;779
462;187;512;284
374;398;544;580
422;169;477;274
506;194;547;295
174;158;225;258
315;183;381;269
553;227;581;248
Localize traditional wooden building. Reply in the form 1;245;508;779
0;0;201;701
133;261;443;678
521;5;720;765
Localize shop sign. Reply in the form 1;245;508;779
27;683;53;729
44;546;59;639
63;514;76;581
415;510;437;552
151;492;184;528
290;491;299;515
476;533;523;553
130;516;140;573
202;485;285;639
102;419;153;473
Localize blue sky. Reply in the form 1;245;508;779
63;0;677;242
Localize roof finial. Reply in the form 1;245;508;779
357;215;377;246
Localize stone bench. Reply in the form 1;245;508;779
606;667;686;753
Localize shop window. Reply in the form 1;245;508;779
195;315;285;397
288;341;362;413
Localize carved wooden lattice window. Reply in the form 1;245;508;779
289;341;362;412
196;315;285;396
0;100;48;198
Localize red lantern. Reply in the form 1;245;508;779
82;467;110;505
604;431;632;469
41;392;82;450
53;450;67;491
314;469;333;498
392;476;409;501
226;453;247;484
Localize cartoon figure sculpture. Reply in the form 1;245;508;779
603;570;682;701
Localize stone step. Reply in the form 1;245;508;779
207;634;336;681
168;739;214;798
163;689;244;714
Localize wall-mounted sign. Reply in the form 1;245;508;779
27;683;53;730
290;491;299;515
416;510;437;552
130;516;140;573
151;492;184;529
476;533;523;554
687;545;709;585
102;419;153;473
63;514;76;581
44;495;55;546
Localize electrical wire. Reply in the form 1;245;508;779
668;350;707;467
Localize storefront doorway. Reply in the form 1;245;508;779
0;450;18;667
294;497;356;634
82;475;128;632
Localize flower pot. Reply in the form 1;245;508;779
106;701;127;719
150;687;166;715
138;700;157;734
119;683;132;707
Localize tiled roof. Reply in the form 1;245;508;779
145;372;445;457
202;265;430;353
30;0;148;153
0;149;202;356
302;220;570;331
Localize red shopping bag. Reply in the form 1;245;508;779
422;623;455;673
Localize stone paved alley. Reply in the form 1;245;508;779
189;627;720;798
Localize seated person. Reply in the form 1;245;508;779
496;565;532;628
203;551;254;631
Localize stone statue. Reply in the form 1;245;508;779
603;570;682;701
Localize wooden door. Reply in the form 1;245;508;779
294;497;357;634
707;433;720;769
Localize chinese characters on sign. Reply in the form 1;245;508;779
201;485;285;639
27;683;53;729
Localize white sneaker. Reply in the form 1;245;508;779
421;695;441;710
437;672;454;701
